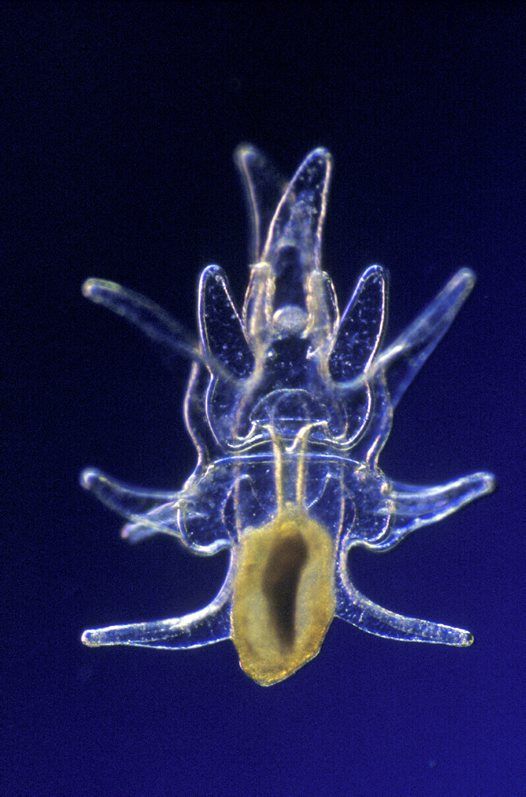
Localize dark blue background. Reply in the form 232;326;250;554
4;2;525;795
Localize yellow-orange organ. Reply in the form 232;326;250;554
232;506;335;686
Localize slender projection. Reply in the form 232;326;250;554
81;146;495;686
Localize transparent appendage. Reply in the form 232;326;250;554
262;147;332;275
336;551;474;646
351;373;393;464
81;469;179;526
234;144;287;263
380;471;496;549
82;277;235;382
82;556;235;649
82;278;200;359
198;265;255;379
335;465;494;645
344;268;476;407
329;265;387;383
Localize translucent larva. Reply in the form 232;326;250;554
81;146;495;686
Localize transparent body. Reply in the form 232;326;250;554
81;146;495;685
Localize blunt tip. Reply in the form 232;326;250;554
310;146;332;160
234;142;260;164
81;278;96;298
457;267;476;290
81;629;99;647
479;471;497;495
81;277;121;302
80;468;99;490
